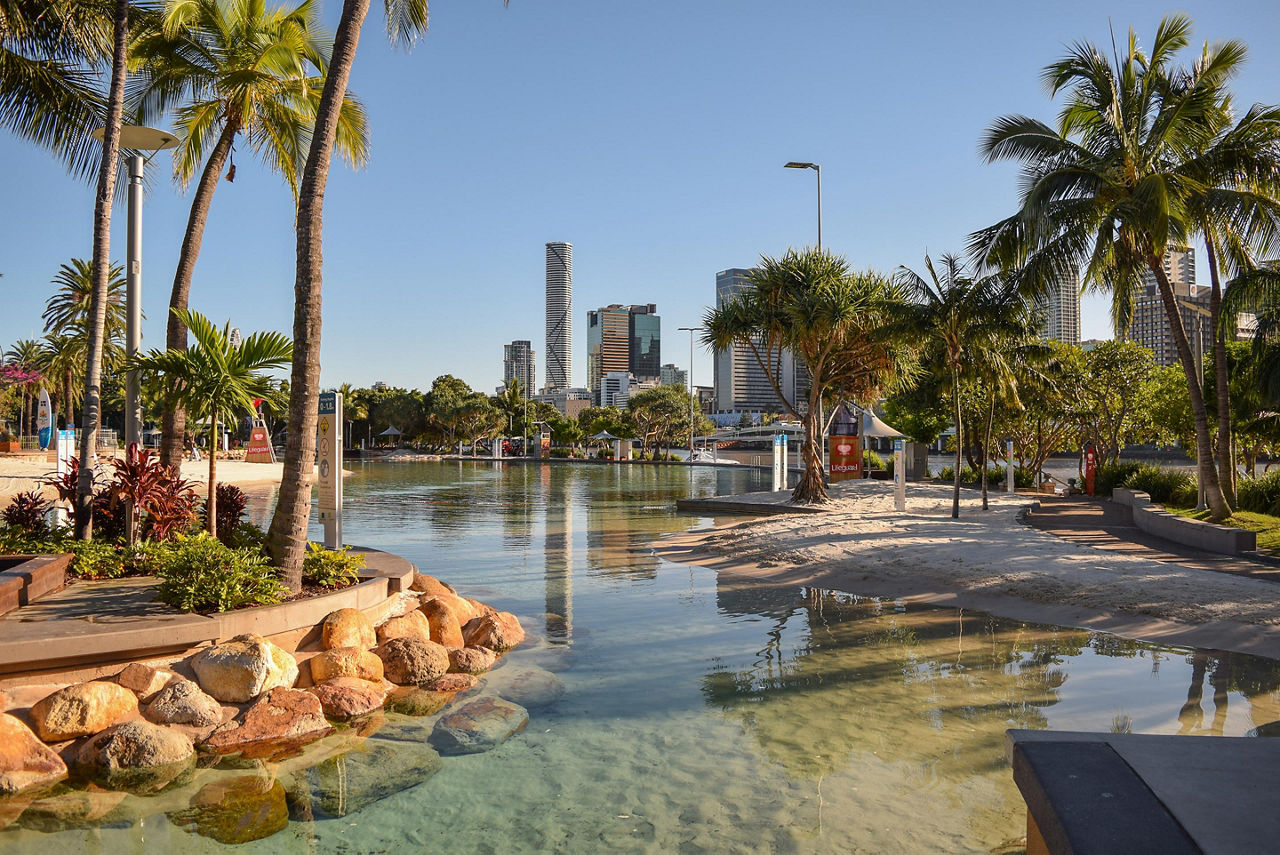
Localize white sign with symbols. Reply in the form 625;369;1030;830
317;392;343;548
893;438;906;511
772;434;788;492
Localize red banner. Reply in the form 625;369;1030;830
245;426;274;463
829;434;862;482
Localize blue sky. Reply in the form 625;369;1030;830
3;1;1278;394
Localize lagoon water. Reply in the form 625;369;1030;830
3;461;1279;853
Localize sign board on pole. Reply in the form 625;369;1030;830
37;389;52;450
829;435;861;483
53;429;75;527
1006;439;1016;495
1084;445;1097;496
317;392;343;548
893;438;906;511
772;434;788;492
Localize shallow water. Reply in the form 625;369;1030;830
3;461;1279;853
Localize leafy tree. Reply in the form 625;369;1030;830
704;248;910;503
990;341;1085;479
128;309;291;538
448;394;501;456
972;15;1275;520
1078;341;1158;464
130;0;369;469
881;373;952;447
4;339;45;436
628;385;694;457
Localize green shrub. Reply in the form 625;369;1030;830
69;540;128;579
865;450;885;470
1094;460;1142;496
302;541;365;588
1123;465;1195;506
154;533;287;614
1236;470;1280;515
1170;480;1199;509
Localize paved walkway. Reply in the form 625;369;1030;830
1024;495;1280;583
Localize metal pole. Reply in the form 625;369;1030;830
815;164;822;251
125;154;144;451
689;328;695;455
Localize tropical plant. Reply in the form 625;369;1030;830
971;15;1274;520
42;258;127;339
5;339;46;436
128;308;291;538
703;248;911;503
628;385;695;457
129;0;369;470
268;0;509;591
153;531;288;613
207;482;248;545
302;540;364;587
1;490;51;533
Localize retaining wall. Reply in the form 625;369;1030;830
1112;488;1257;555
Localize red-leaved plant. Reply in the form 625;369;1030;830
107;444;199;544
1;491;52;534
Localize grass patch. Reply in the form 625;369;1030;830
1166;507;1280;553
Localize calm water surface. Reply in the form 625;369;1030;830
3;461;1279;854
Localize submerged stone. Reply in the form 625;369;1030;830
299;738;443;818
494;666;565;709
169;775;288;845
383;686;452;718
429;696;529;755
75;720;196;794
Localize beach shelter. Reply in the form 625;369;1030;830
378;425;402;447
860;411;906;439
590;431;619;442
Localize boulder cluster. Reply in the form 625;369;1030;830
0;572;533;817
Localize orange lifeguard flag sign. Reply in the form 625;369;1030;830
245;426;273;463
829;435;862;482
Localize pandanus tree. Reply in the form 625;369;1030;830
267;0;508;591
129;0;370;471
703;248;911;504
969;15;1280;521
127;308;291;538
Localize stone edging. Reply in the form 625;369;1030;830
1112;488;1257;555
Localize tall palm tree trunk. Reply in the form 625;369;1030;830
75;0;129;539
1149;258;1230;520
1204;238;1235;508
207;415;218;536
63;369;75;429
268;0;372;590
161;122;240;473
950;367;962;519
981;390;996;510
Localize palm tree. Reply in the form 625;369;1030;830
76;0;130;539
703;248;910;504
0;0;111;180
127;308;291;538
268;0;507;591
895;255;1026;518
43;258;127;339
972;15;1258;521
129;0;370;471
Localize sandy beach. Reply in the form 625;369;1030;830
655;479;1280;660
0;453;287;502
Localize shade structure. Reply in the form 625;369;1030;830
590;431;619;441
378;426;402;437
860;411;906;439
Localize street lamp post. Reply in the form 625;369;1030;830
94;125;177;451
784;161;822;250
678;326;700;458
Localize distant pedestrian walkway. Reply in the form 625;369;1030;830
1025;495;1280;583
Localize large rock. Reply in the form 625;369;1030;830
201;688;332;756
448;646;496;675
461;611;525;652
376;637;449;686
298;738;443;818
375;610;432;645
494;666;565;709
29;680;139;742
383;686;452;717
0;713;67;795
144;680;224;727
74;720;195;793
308;647;384;684
425;673;477;693
321;608;376;650
408;573;456;599
169;775;288;845
115;663;178;700
430;696;529;755
191;634;299;703
307;678;386;722
421;597;465;648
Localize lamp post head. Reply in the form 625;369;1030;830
92;125;179;152
784;161;818;170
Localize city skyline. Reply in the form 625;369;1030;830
1;2;1276;395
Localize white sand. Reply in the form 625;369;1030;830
0;454;286;501
659;479;1280;658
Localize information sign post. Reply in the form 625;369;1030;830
893;438;906;511
1007;439;1016;495
317;392;343;548
772;434;788;492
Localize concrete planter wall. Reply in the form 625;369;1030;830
1112;488;1257;555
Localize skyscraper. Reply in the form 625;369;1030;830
713;269;794;412
1128;247;1211;367
545;242;572;391
1037;268;1081;344
586;303;661;399
503;340;536;396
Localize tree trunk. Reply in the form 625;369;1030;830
1205;238;1235;508
981;390;995;510
268;0;371;590
161;121;240;473
207;415;218;536
75;0;129;539
1149;257;1229;520
951;367;962;519
791;392;827;504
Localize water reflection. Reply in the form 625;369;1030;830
542;464;573;641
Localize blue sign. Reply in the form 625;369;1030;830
319;392;336;415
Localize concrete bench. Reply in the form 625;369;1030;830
1112;488;1256;554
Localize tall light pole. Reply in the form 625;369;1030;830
784;161;822;250
678;326;700;458
94;125;178;451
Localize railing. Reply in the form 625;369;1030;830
13;430;118;454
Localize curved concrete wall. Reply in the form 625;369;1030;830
1112;488;1256;555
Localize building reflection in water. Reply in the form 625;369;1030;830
541;464;572;642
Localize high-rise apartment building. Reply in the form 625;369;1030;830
545;242;572;391
659;364;687;388
1127;247;1211;367
586;303;661;401
1037;268;1081;344
713;269;794;412
503;340;536;395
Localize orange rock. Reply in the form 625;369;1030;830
461;612;525;652
376;610;432;645
448;646;497;675
201;688;332;755
307;677;387;721
0;713;68;795
309;647;384;684
376;638;449;686
408;573;456;599
420;597;465;647
29;680;140;742
115;663;177;700
321;608;376;650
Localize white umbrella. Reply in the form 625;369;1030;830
860;411;906;439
